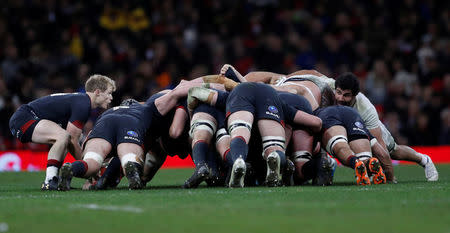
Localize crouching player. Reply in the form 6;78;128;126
9;74;115;190
58;101;154;190
315;105;387;185
224;82;322;187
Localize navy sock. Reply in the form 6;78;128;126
215;90;229;109
347;156;357;169
223;149;233;167
301;160;316;180
225;67;241;83
230;136;248;162
192;141;209;166
206;149;219;175
72;160;88;177
275;150;287;170
101;157;121;179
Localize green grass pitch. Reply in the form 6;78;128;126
0;164;449;233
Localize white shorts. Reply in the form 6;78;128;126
380;123;397;153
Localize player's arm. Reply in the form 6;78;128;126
220;64;247;82
292;110;322;133
169;107;188;139
371;139;396;183
66;122;83;160
369;126;388;152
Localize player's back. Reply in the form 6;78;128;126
27;92;91;127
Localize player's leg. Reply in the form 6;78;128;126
257;119;286;187
289;129;314;184
31;120;72;190
117;143;145;190
391;145;438;181
58;138;111;191
142;150;167;186
322;126;370;185
184;112;217;188
227;111;253;187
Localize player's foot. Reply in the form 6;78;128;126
313;155;337;186
124;162;143;190
41;176;59;191
58;163;73;191
367;158;386;184
422;155;438;181
228;157;246;188
282;159;295;186
265;151;281;187
183;163;210;189
355;160;370;186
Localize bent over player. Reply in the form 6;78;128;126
9;74;115;190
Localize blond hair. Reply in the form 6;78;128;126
85;74;116;92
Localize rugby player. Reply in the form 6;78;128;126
315;105;387;185
332;73;438;181
9;74;115;190
222;82;322;187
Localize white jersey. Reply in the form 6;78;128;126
351;93;381;130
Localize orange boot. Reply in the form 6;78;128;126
355;160;371;186
367;158;387;184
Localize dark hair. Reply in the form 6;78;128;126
335;72;360;96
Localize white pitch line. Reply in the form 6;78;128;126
70;204;144;213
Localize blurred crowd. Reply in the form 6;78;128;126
0;0;449;150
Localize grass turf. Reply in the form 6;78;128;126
0;164;449;233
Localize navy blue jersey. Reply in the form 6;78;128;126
315;106;372;141
28;93;91;129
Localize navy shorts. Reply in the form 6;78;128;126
9;105;41;143
194;103;226;129
316;106;371;141
226;83;285;123
87;114;145;147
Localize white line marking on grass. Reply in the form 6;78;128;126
0;222;8;232
70;204;144;213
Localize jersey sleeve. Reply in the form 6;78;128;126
69;96;91;129
356;93;380;130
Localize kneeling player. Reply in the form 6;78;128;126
315;105;387;185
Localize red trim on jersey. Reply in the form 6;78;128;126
71;120;84;129
176;105;187;111
20;120;36;133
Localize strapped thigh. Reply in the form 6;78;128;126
262;136;285;155
215;128;230;144
228;120;252;134
292;150;312;162
189;119;217;137
326;135;348;156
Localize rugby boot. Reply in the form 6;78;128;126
183;163;210;189
367;158;386;184
354;160;370;186
228;157;246;188
313;155;337;186
41;176;59;191
124;162;143;190
58;163;73;191
422;154;438;181
265;151;281;187
282;159;295;186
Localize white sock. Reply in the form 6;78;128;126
45;166;59;183
419;153;429;166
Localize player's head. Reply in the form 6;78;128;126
85;74;116;109
334;72;359;106
120;98;140;106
